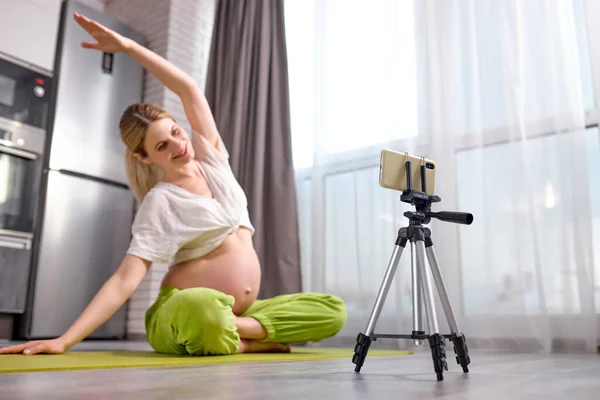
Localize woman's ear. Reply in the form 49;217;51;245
133;152;152;165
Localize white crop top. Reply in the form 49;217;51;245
126;132;255;265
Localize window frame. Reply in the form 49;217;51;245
291;0;600;345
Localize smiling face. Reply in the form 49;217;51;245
136;117;195;170
120;103;200;201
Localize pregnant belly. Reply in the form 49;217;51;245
161;229;261;314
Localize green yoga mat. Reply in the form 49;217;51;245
0;347;412;373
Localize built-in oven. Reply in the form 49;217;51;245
0;52;51;313
0;117;45;313
0;52;52;131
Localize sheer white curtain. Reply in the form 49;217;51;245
285;0;600;352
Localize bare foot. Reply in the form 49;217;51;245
237;340;291;354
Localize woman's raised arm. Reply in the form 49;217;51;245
73;12;220;148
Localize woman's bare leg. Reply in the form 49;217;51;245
234;316;289;353
235;316;267;339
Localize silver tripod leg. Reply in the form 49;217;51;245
363;244;404;337
425;245;461;335
411;242;424;345
414;240;440;335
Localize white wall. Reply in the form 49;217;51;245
0;0;106;72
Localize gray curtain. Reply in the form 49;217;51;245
205;0;302;298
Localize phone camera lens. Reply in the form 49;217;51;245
426;163;434;170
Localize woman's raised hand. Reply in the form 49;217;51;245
73;12;132;53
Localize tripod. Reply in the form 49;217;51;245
352;158;473;381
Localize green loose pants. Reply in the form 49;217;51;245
144;286;347;356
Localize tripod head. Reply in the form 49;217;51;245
399;158;473;226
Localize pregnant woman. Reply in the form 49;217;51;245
0;13;346;356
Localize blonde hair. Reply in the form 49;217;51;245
119;103;175;203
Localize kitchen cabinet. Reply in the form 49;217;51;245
0;0;106;72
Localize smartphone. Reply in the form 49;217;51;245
379;149;436;195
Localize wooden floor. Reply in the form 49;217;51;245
1;341;599;400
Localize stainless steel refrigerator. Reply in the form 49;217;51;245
18;0;145;339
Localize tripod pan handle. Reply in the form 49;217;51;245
430;211;473;225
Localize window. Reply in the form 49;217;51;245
285;0;419;169
286;0;600;343
284;0;315;170
457;128;600;315
452;0;596;137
